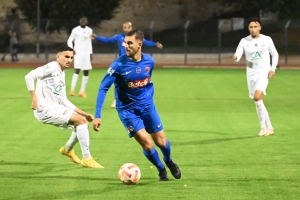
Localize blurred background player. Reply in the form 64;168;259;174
67;16;93;98
10;31;19;62
1;30;11;61
90;21;163;107
25;45;103;168
93;30;181;181
232;18;278;137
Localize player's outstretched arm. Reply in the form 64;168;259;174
93;118;102;131
156;42;163;49
232;55;238;62
91;34;120;43
29;90;38;110
74;108;94;122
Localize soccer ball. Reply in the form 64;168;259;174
118;163;141;185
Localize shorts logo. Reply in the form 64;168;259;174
107;67;115;76
127;76;150;88
127;126;134;133
62;110;69;115
136;67;141;74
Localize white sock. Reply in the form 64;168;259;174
65;130;78;151
71;74;79;90
80;76;89;93
261;102;273;129
255;100;266;129
76;124;92;160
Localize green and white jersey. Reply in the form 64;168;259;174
25;61;76;111
67;26;93;55
234;34;279;77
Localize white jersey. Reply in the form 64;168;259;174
67;26;93;55
25;61;76;111
234;34;279;77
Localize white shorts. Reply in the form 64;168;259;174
247;76;269;99
74;54;92;70
33;104;75;129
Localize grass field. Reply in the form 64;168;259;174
0;67;299;200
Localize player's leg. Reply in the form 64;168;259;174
69;113;104;168
78;54;92;98
255;77;274;136
111;99;116;108
133;128;168;181
70;68;80;96
143;103;181;179
118;108;167;181
59;130;81;164
78;70;89;98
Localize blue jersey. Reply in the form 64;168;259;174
95;33;157;56
95;53;155;118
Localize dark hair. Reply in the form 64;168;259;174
126;30;144;41
80;16;87;20
247;18;262;26
57;45;74;53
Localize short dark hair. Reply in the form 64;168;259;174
57;45;74;54
126;30;144;41
247;18;262;26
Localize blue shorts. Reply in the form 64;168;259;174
117;103;163;138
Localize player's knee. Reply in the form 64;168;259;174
253;96;262;101
74;115;88;126
142;143;153;151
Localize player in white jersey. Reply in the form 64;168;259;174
67;17;93;98
232;18;279;137
25;45;103;168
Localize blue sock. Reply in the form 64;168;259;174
159;139;172;163
143;147;165;170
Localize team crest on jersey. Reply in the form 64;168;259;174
250;51;262;60
145;66;150;71
136;67;141;74
107;67;115;76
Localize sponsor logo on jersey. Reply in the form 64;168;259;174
145;66;150;71
250;51;262;60
136;67;141;74
81;36;88;42
127;76;150;88
107;67;115;76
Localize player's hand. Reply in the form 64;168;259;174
85;114;94;122
90;34;96;40
156;42;163;49
268;70;275;79
30;100;38;110
232;55;238;62
93;118;102;131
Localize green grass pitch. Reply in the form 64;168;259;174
0;67;299;199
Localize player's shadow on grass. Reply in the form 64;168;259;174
173;136;256;145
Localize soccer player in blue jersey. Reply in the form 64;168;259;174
90;22;163;107
93;30;181;181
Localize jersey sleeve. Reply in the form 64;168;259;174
268;37;279;71
24;64;55;91
234;39;244;62
67;29;75;48
143;39;156;47
89;28;93;54
94;61;119;118
95;34;120;43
